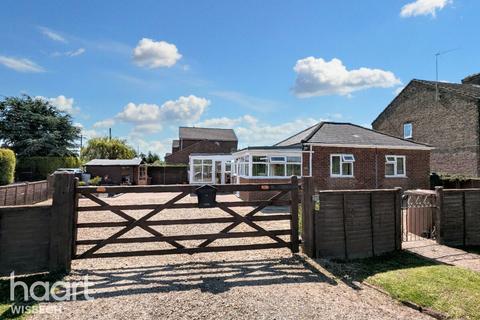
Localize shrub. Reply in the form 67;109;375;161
16;156;81;180
0;149;16;185
89;176;102;186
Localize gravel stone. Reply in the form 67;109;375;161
30;192;431;320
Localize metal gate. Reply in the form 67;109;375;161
402;190;436;241
72;177;299;259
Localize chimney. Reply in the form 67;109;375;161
461;73;480;85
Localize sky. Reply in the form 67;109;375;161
0;0;478;157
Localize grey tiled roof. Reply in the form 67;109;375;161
414;79;480;99
275;124;319;147
303;122;431;148
85;158;143;166
179;127;238;141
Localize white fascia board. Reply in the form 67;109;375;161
303;143;434;151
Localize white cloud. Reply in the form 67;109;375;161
133;38;182;68
400;0;452;17
127;134;169;156
0;55;45;73
93;118;115;129
116;95;210;125
292;57;401;98
36;95;79;114
197;115;322;147
52;48;86;58
38;26;67;43
132;123;162;134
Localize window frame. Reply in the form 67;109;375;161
385;155;406;178
403;123;413;139
235;153;302;178
330;154;355;178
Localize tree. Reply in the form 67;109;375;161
0;95;81;157
81;137;136;161
145;151;160;164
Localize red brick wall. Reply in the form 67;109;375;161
308;146;430;191
165;140;238;164
238;177;292;201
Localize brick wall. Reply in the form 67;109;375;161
372;81;480;177
238;177;292;201
309;146;430;190
165;140;238;164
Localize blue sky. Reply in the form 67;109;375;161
0;0;478;156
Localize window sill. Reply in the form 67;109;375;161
330;175;355;179
385;175;407;179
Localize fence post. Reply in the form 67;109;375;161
49;173;75;274
290;176;300;253
301;177;315;258
394;187;402;251
435;186;444;245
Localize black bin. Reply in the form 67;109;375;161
195;185;217;208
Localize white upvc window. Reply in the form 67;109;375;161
403;123;413;139
192;159;213;183
330;154;355;177
385;155;406;177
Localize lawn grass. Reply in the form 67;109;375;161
321;251;480;320
0;273;63;319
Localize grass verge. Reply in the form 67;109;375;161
321;251;480;319
0;273;64;319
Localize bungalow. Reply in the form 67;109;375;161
84;158;148;185
187;122;433;200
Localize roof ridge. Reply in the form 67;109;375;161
274;122;320;146
303;121;431;147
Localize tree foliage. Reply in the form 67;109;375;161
0;148;16;185
0;95;81;157
142;151;160;164
81;137;136;161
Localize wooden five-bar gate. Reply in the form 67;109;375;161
73;177;299;259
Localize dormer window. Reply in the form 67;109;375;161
403;123;413;139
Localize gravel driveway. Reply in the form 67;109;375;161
30;192;430;320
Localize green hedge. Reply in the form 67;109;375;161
16;156;81;180
0;149;16;185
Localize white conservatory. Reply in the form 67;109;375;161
188;154;234;185
231;147;303;182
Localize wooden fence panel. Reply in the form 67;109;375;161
307;189;401;260
442;191;465;246
344;193;373;259
465;191;480;245
0;180;50;206
372;192;397;255
315;193;346;259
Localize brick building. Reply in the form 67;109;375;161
372;74;480;177
165;127;238;164
232;122;432;200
